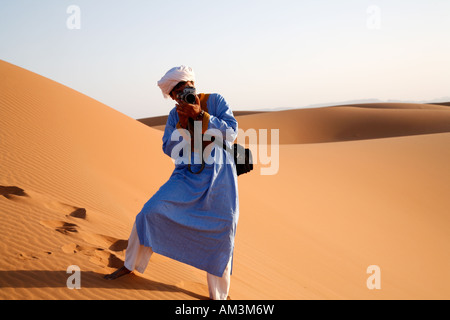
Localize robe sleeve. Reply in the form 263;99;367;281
205;94;238;143
162;108;189;158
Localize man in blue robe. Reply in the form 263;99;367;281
105;66;239;300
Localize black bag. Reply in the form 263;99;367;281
227;142;253;176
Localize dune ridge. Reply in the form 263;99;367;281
234;104;450;144
1;59;449;299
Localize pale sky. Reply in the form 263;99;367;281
1;0;449;118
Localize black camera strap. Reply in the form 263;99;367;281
185;93;252;176
186;133;226;175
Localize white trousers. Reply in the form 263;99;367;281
124;223;231;300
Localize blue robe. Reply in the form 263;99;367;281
135;93;239;277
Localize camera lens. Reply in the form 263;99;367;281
185;94;196;104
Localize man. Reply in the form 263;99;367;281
104;66;239;300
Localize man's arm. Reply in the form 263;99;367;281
206;94;238;144
162;109;189;158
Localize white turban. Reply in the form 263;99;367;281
157;65;196;99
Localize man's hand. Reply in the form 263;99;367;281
176;95;202;128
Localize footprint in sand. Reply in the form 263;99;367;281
80;233;128;252
1;185;89;222
40;220;79;235
67;208;87;219
61;243;123;268
17;251;52;261
42;217;128;268
41;219;128;254
2;185;128;269
2;185;89;237
89;249;124;268
0;185;28;199
4;184;130;268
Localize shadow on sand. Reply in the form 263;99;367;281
0;270;208;300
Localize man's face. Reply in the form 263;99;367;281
170;81;195;102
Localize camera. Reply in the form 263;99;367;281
177;86;196;104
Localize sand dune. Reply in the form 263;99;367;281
0;60;206;300
235;133;450;299
235;104;450;144
432;102;450;107
1;59;449;300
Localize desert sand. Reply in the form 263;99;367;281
1;59;449;300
